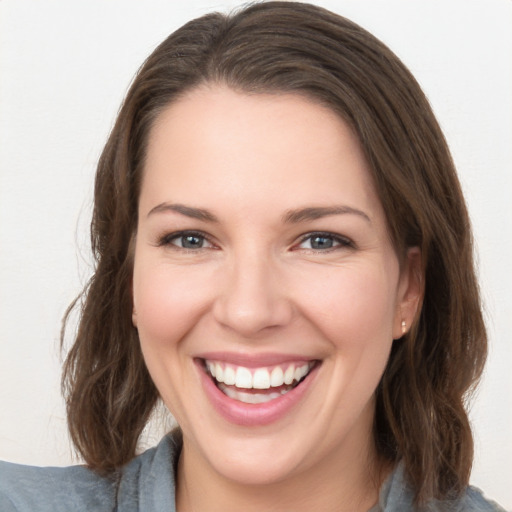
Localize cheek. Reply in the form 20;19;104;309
131;261;217;421
132;262;215;347
293;264;398;349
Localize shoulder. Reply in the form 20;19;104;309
114;429;181;510
0;431;181;512
377;463;506;512
422;486;506;512
0;459;115;512
457;486;507;512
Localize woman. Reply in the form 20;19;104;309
0;2;506;511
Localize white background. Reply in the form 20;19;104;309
0;0;511;509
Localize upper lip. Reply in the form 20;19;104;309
195;351;318;368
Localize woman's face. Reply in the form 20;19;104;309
132;86;419;487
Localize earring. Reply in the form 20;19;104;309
401;320;406;335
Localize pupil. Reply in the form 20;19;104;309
183;235;203;248
312;236;333;249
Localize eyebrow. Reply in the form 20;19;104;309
283;206;371;224
147;202;370;224
147;202;219;222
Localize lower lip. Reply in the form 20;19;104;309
197;361;319;426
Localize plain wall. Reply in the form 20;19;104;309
0;0;511;508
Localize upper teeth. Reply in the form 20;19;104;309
206;361;313;389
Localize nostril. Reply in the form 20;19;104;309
211;260;294;335
212;291;294;337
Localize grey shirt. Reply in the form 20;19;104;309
0;431;505;511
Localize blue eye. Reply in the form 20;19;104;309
176;234;206;249
298;232;352;251
160;231;212;250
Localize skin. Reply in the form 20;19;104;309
132;86;422;512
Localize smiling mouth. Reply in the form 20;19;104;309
202;359;318;404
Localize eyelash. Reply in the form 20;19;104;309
157;230;215;250
295;231;354;252
157;230;354;252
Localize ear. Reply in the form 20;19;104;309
393;247;423;339
131;277;138;328
130;235;138;328
132;306;138;328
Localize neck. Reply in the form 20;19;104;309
175;429;389;512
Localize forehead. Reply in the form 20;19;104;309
140;86;382;223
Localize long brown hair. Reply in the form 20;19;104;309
61;2;487;504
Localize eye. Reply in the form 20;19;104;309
296;232;353;251
159;231;214;250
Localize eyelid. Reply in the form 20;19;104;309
157;230;216;249
155;230;353;252
294;231;355;251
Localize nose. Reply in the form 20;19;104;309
212;250;294;337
